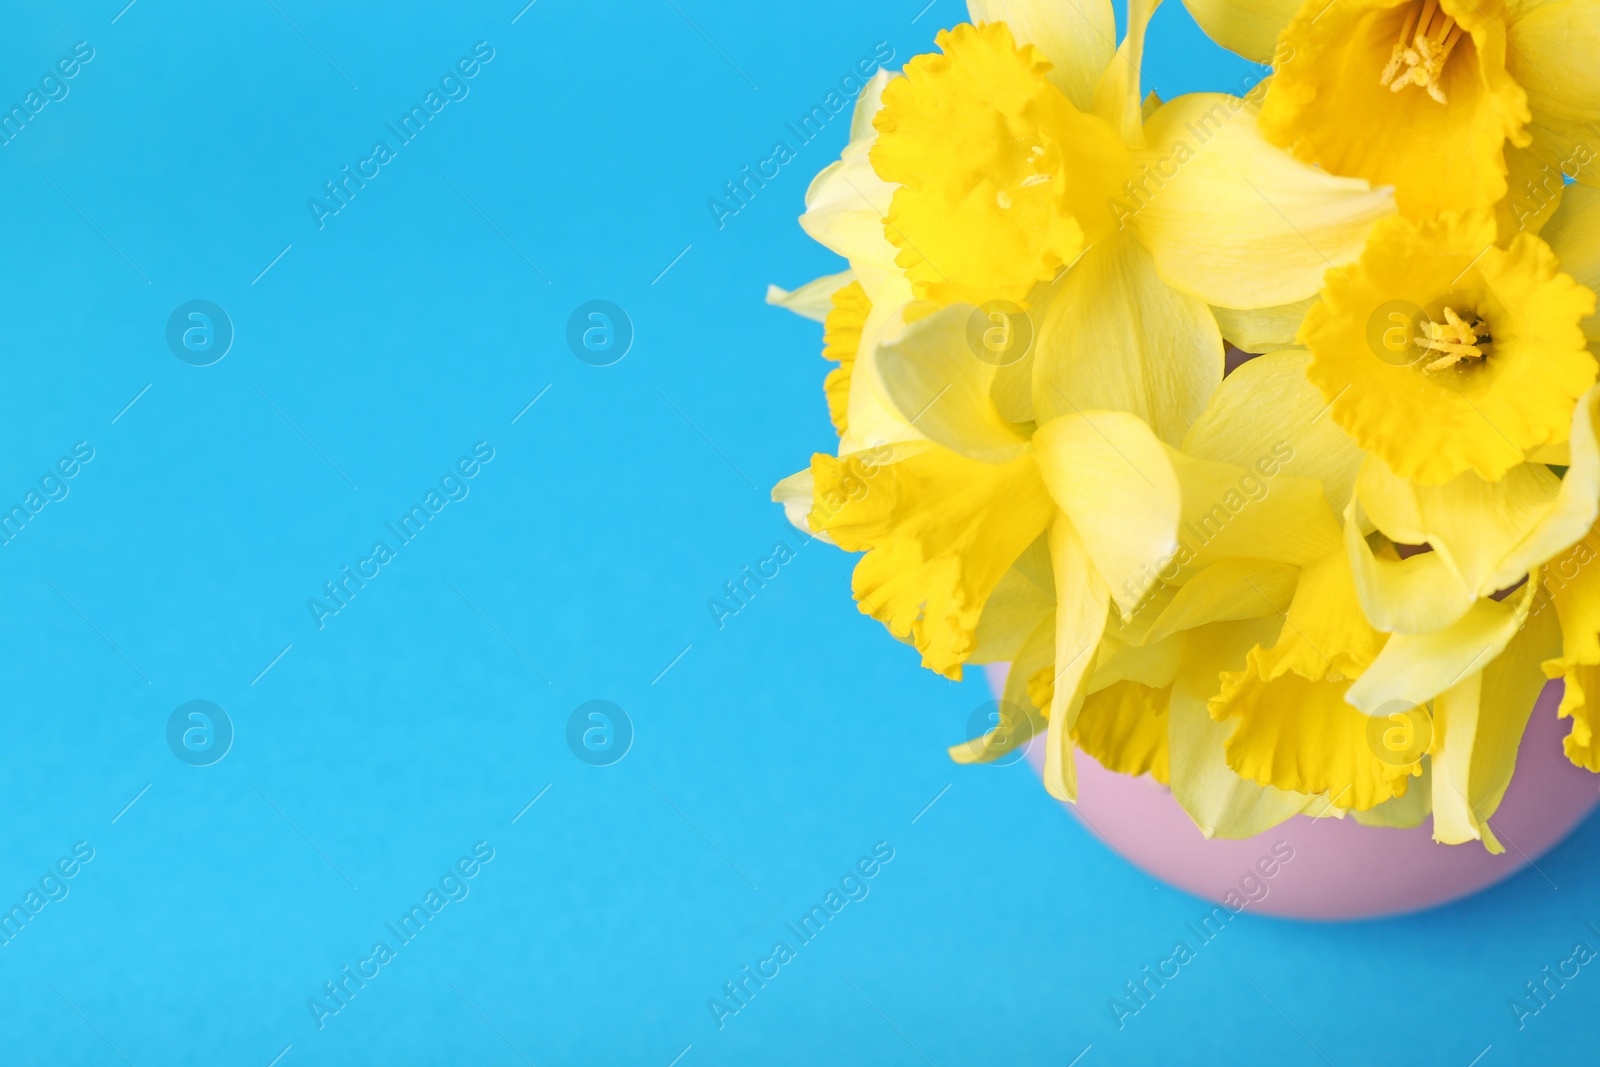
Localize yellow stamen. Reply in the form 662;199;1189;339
1414;305;1491;371
1379;0;1460;104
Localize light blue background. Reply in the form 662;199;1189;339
0;0;1595;1063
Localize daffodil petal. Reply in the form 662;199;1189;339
1431;593;1561;848
874;302;1033;462
1356;386;1600;600
766;270;855;322
1208;549;1411;812
1090;631;1187;690
1218;664;1417;811
1093;0;1161;144
1356;454;1563;597
1134;93;1395;309
799;70;909;307
772;467;833;544
1352;761;1433;829
966;0;1117;112
1074;679;1172;782
1506;0;1600;191
970;535;1055;663
1540;526;1600;771
1181;347;1365;515
1542;183;1600;344
1042;519;1113;800
1034;409;1183;616
1168;452;1344;572
1211;297;1318;354
1344;495;1476;633
1138;559;1298;645
1167;618;1324;837
1179;0;1300;64
1498;145;1567;240
950;615;1053;763
838;298;934;455
1347;576;1539;713
1032;231;1223;445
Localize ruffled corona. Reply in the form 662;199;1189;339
1302;212;1597;484
808;446;1056;680
870;22;1128;306
1260;0;1530;217
822;282;871;435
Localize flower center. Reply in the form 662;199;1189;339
1415;305;1491;371
1379;0;1465;104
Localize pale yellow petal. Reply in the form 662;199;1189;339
1347;575;1539;713
772;467;833;544
950;615;1053;763
1137;558;1298;645
1093;0;1161;143
838;297;932;455
1542;183;1600;344
1356;454;1564;597
1167;618;1325;837
874;302;1032;462
1167;452;1344;574
1506;0;1600;191
1032;231;1223;445
1211;297;1317;354
1042;519;1113;800
1344;495;1476;633
1090;631;1187;691
1134;93;1395;309
1034;410;1183;617
1431;590;1562;847
970;535;1055;663
1356;384;1600;600
798;71;910;306
967;0;1117;111
1180;0;1300;63
766;270;855;322
1181;347;1366;514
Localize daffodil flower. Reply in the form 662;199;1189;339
1183;0;1600;220
1300;194;1600;636
870;6;1392;438
1200;321;1598;844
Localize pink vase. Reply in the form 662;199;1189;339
985;665;1600;920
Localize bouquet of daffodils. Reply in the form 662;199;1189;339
769;0;1600;848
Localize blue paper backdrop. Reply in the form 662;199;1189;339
0;0;1594;1063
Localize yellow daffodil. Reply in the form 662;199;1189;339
1205;339;1593;845
776;0;1394;455
1184;0;1600;219
1301;210;1596;485
867;5;1392;438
